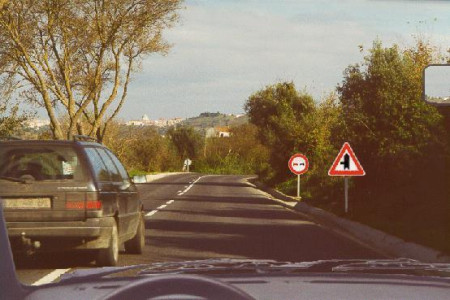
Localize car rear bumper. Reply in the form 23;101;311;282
7;217;115;250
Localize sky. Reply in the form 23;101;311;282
38;0;450;121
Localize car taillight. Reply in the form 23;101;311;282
65;192;101;210
65;201;85;209
86;200;102;210
65;200;102;210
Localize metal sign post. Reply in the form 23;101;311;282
328;142;365;214
288;153;309;199
344;177;349;213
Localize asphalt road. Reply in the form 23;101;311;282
15;173;382;285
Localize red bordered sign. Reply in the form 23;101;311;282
288;154;309;175
328;142;365;176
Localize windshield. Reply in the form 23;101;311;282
0;146;83;182
0;0;449;291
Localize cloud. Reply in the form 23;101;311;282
120;0;450;120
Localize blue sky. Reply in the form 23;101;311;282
115;0;450;120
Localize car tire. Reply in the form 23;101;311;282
97;222;119;266
124;212;145;254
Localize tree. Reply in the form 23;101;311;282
198;123;270;175
0;0;181;140
104;123;178;172
0;100;29;138
167;126;203;160
245;82;316;184
336;40;447;210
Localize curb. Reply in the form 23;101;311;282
251;180;450;263
133;172;186;183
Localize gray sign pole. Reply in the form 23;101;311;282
297;174;300;198
344;177;349;213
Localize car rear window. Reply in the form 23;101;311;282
0;145;84;181
96;148;123;182
84;147;111;182
105;150;130;181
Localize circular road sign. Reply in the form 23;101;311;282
288;154;309;175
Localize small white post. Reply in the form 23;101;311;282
344;177;349;213
297;174;300;198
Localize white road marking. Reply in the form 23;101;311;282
145;199;175;218
178;176;204;196
32;268;71;286
146;210;158;217
145;176;205;218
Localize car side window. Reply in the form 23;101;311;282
96;148;122;182
85;148;110;182
105;150;130;181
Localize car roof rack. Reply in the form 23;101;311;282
0;136;22;141
73;135;99;143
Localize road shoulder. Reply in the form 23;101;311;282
248;178;450;263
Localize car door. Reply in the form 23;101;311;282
96;148;138;241
104;149;140;216
84;148;117;218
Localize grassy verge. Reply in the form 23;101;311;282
277;180;450;255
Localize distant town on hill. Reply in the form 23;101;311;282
23;112;248;137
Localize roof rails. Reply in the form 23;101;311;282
0;136;22;141
73;135;99;143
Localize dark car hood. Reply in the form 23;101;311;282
59;258;450;283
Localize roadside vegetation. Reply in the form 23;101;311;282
102;121;269;176
0;0;182;141
0;101;30;138
2;37;449;254
245;40;450;254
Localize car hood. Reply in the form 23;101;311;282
59;258;450;283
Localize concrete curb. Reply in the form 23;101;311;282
251;180;450;263
133;172;186;183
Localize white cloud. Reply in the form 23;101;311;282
121;0;450;120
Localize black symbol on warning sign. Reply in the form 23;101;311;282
340;153;350;170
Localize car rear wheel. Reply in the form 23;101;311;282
97;222;119;266
124;212;145;254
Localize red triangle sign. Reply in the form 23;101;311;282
328;142;365;176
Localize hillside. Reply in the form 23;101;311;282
180;112;248;130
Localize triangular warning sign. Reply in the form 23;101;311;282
328;142;365;176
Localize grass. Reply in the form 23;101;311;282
278;178;450;255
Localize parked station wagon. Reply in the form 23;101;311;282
0;136;145;266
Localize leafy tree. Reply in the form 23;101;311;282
336;40;447;211
0;0;181;140
245;82;316;184
167;126;203;160
199;124;269;175
0;101;29;137
104;124;178;172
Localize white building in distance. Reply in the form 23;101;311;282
125;115;184;127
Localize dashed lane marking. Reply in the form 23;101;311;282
145;199;176;218
177;176;204;196
146;210;158;217
32;268;71;286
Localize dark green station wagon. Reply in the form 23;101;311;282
0;136;145;266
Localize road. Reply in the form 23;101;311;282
15;173;382;285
